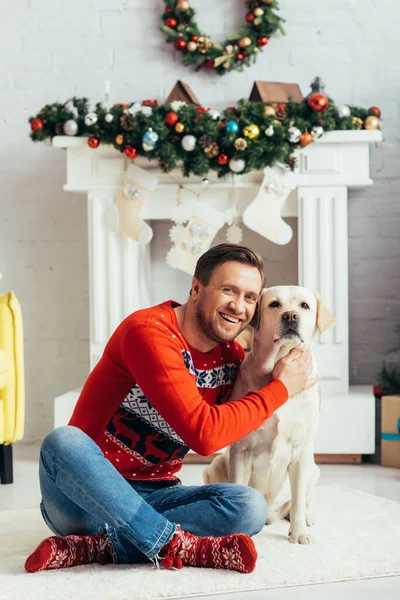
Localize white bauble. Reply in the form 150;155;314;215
229;158;245;173
337;104;351;118
105;113;114;123
265;125;274;137
311;125;324;138
288;126;301;143
84;112;98;126
181;135;197;152
63;119;78;136
208;109;220;121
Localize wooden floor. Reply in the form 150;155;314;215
184;453;362;464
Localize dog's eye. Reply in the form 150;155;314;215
269;301;280;308
301;302;310;309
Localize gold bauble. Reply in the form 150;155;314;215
175;122;185;133
243;124;260;140
115;134;124;145
272;119;282;127
254;7;264;16
364;115;381;130
187;41;197;52
263;105;276;118
352;117;363;130
176;0;190;11
238;36;252;49
234;137;248;151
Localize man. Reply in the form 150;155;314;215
25;244;317;574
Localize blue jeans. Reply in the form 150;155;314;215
39;426;267;564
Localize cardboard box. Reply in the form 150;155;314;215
249;80;303;104
381;395;400;468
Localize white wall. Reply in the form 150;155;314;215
1;0;399;443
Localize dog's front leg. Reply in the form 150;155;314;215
287;443;315;544
229;443;252;485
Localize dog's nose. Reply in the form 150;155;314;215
282;311;299;322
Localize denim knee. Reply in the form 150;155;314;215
214;484;267;536
41;426;99;465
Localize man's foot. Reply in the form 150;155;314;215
160;526;257;573
24;533;114;572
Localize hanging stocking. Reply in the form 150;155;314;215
166;202;226;275
115;164;158;244
242;164;297;245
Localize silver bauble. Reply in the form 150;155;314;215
229;158;245;173
337;104;351;118
63;119;78;136
311;125;324;138
288;126;301;143
105;113;114;124
84;112;98;126
265;125;274;137
181;135;197;152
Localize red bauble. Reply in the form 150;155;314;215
218;154;229;165
143;99;158;106
369;106;381;118
242;50;248;57
166;17;177;28
219;121;226;129
204;59;214;69
88;137;99;149
245;11;255;23
124;145;138;159
174;38;187;51
257;36;269;47
165;111;179;126
166;6;172;13
191;35;198;41
30;118;44;132
197;107;207;114
236;53;244;61
308;93;329;113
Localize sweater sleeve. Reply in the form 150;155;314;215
121;322;288;456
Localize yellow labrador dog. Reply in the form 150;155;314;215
204;285;335;544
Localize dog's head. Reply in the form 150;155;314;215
251;285;335;352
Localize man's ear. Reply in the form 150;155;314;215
191;278;201;300
316;295;336;333
249;288;266;330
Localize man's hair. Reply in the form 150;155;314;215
193;243;265;288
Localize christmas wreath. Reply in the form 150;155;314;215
161;0;285;75
29;93;381;178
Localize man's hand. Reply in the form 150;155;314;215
272;347;319;398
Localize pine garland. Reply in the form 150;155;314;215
29;95;380;178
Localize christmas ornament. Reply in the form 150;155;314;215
204;142;219;157
204;59;214;69
308;93;329;112
225;120;240;135
352;117;363;130
124;145;138;159
170;100;187;112
245;12;255;23
337;104;351;118
257;36;268;47
299;131;313;147
165;17;177;27
128;102;142;115
311;125;324;138
238;36;252;49
175;122;185;133
169;224;188;244
234;138;247;150
143;99;158;106
364;115;380;130
165;111;179;126
229;158;245;173
243;124;260;140
201;177;209;188
263;105;276;118
84;112;98;126
120;114;135;131
63;120;78;136
275;104;286;120
226;224;243;244
30;118;44;132
208;109;220;120
105;113;114;124
288;126;301;143
176;0;190;10
174;38;187;51
254;7;264;17
142;127;159;151
197;36;212;53
88;137;99;149
265;125;274;137
218;154;229;165
187;41;197;52
115;134;124;145
369;106;381;118
141;106;153;117
181;134;197;151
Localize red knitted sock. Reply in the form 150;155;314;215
160;526;257;573
24;533;114;573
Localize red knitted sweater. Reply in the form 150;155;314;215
69;301;288;481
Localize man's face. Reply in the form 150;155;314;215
192;261;263;343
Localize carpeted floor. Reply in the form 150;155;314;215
1;485;399;600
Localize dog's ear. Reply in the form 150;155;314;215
249;288;266;330
316;295;336;333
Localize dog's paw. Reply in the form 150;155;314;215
288;530;315;544
306;511;316;527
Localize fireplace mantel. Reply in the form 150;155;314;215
53;131;382;457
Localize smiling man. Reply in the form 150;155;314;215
25;244;316;575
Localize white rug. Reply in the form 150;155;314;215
1;485;399;600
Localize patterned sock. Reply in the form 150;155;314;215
160;526;257;573
24;533;115;573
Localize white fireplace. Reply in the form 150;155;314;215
53;130;382;457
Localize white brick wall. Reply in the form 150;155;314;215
1;0;399;443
